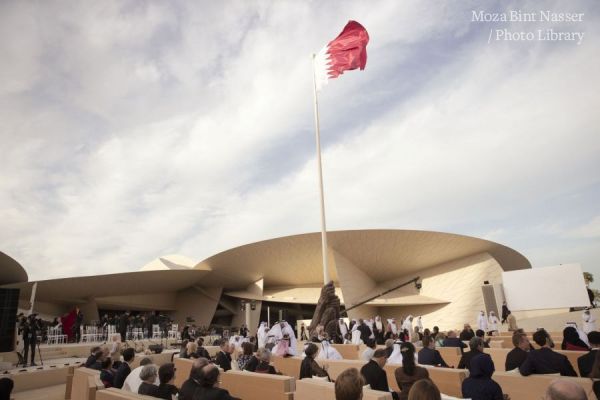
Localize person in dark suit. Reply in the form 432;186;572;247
519;329;577;377
360;349;399;400
501;302;510;324
193;364;239;400
179;358;209;400
119;312;129;342
113;348;135;389
215;341;232;372
505;332;531;371
196;338;210;359
418;335;449;367
458;337;484;370
443;330;467;353
578;331;600;377
74;308;83;343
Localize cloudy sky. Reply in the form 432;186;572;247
1;0;599;283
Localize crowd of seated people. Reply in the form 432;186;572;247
57;314;600;400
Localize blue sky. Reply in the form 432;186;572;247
1;0;599;283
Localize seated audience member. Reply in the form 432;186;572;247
195;364;239;400
85;346;102;368
123;357;154;392
361;348;399;400
506;312;518;332
442;330;467;353
418;335;449;367
255;348;277;374
561;326;590;351
519;329;577;376
237;342;254;370
318;339;343;360
431;326;439;339
384;339;395;357
505;332;530;371
545;379;586;400
180;340;189;359
215;341;232;371
0;377;14;400
187;342;199;359
179;357;209;400
138;364;160;397
114;347;136;389
299;342;330;380
407;379;441;400
458;337;485;370
476;329;491;348
335;368;364;400
156;363;178;400
361;339;377;361
196;337;210;359
434;333;446;348
459;324;475;341
274;334;293;357
243;348;260;372
395;342;430;400
461;353;507;400
100;357;115;388
578;331;600;377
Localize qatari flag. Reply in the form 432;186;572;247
314;20;370;91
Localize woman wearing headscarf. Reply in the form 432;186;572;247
561;326;590;351
461;353;507;400
299;343;330;381
394;342;430;400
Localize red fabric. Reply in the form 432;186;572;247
565;342;588;351
325;21;369;79
61;309;77;341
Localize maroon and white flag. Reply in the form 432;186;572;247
314;20;370;91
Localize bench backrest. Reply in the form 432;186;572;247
220;370;295;400
8;365;71;392
436;347;462;368
71;367;104;400
493;372;595;400
130;352;174;369
478;348;586;375
383;364;466;398
271;356;303;379
295;377;393;400
316;359;367;381
331;344;361;359
96;388;157;399
174;357;194;388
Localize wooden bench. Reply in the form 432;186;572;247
5;365;71;393
331;344;361;359
480;348;586;375
130;352;174;369
295;377;393;400
493;371;596;400
174;357;194;388
315;359;367;381
435;347;462;368
70;367;104;400
220;370;294;400
271;356;303;379
383;364;466;398
96;388;157;399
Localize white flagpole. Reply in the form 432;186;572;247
311;53;330;285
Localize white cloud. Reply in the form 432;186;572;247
1;0;599;281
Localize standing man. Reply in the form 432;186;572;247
119;312;129;342
501;301;511;324
74;307;83;343
22;314;39;366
